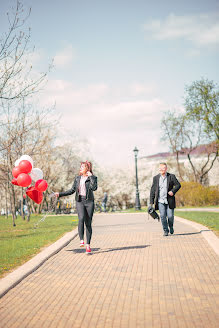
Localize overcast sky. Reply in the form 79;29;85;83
1;0;219;168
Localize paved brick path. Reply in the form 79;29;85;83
0;213;219;328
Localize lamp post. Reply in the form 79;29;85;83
133;146;141;210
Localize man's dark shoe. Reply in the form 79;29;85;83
163;231;168;236
170;228;174;234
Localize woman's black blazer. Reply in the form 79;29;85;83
59;175;97;201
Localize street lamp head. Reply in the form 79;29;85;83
133;146;139;157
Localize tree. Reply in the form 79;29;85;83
161;79;218;185
185;78;219;140
0;0;49;102
0;1;53;225
0;99;56;224
161;111;186;181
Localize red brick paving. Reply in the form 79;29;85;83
0;213;218;328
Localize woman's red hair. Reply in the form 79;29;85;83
79;161;93;176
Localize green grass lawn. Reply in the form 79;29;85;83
121;207;147;213
0;214;78;277
175;211;219;236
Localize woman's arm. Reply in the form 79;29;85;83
89;175;98;191
58;178;77;198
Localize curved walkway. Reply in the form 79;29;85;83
0;213;219;328
176;207;219;212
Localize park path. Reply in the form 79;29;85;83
0;213;219;328
176;208;219;212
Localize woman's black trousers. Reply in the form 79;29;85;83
76;196;94;244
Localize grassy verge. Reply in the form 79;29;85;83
0;214;78;278
121;207;147;213
175;211;219;237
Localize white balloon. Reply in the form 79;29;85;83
19;155;34;167
15;159;20;167
30;168;43;182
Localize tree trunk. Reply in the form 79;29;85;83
37;203;41;215
9;184;17;226
5;184;8;218
21;188;25;220
30;202;36;214
187;153;198;182
26;197;31;222
176;151;184;181
199;152;218;185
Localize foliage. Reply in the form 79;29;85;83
161;78;219;185
0;214;78;277
185;78;219;140
94;167;136;210
176;181;219;207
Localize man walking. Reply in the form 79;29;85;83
150;163;181;236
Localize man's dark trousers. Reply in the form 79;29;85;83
158;202;174;233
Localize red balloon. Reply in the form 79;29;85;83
11;178;18;186
26;187;43;204
12;166;21;178
35;179;48;192
17;173;32;187
19;160;32;174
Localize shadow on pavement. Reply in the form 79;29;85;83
173;229;211;236
66;245;150;255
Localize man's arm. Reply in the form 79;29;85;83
171;175;181;195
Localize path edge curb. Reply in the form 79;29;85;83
175;216;219;256
0;228;78;299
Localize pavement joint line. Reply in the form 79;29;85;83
0;228;78;299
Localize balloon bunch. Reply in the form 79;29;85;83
11;155;48;204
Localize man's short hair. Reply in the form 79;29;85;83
159;162;167;167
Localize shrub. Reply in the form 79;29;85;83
176;181;219;207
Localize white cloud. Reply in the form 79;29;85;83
129;83;157;96
41;79;166;130
39;79;172;166
144;12;219;47
41;80;109;107
53;45;76;68
185;49;201;57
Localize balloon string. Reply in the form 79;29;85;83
33;191;57;231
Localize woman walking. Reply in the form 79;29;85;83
55;161;97;254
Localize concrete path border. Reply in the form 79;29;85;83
0;228;78;298
175;216;219;256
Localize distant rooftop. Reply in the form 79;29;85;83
140;143;217;160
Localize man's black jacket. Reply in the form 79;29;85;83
59;175;98;201
150;173;181;210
